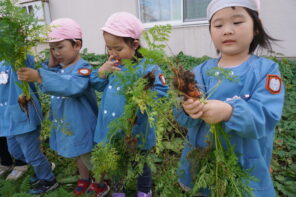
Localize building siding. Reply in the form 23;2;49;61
32;0;296;58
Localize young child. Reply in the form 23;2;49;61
175;0;284;196
0;136;28;180
89;12;168;197
0;55;57;195
17;18;98;196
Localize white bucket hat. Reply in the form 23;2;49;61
207;0;261;20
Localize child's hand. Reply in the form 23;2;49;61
201;100;233;124
182;98;205;119
17;68;42;84
48;48;59;67
98;55;121;78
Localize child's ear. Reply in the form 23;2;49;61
75;40;82;49
132;40;140;50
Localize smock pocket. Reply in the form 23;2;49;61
243;157;272;191
6;104;28;123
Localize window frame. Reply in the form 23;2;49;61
137;0;209;28
19;0;51;25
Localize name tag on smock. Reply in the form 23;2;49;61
0;72;9;84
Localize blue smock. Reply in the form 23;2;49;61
38;58;98;158
175;55;284;196
91;60;168;150
0;56;42;136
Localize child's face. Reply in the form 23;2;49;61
210;6;254;57
49;40;80;67
103;32;138;64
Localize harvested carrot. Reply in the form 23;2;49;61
18;94;31;118
172;66;202;99
143;71;155;90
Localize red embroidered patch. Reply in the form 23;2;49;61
78;68;91;76
266;74;282;94
159;74;166;85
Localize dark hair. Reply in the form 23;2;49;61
209;7;277;54
245;8;277;53
66;39;83;48
122;37;143;59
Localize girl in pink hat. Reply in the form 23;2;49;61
175;0;284;196
89;12;168;197
17;18;98;196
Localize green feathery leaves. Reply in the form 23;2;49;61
0;0;49;98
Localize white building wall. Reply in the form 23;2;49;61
44;0;296;58
261;0;296;58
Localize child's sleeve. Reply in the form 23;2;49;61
148;65;169;97
25;55;39;96
41;61;61;72
89;68;109;92
25;55;35;68
38;64;92;97
172;64;205;128
223;62;284;139
173;107;203;128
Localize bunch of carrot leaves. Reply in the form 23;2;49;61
175;68;257;197
0;0;48;113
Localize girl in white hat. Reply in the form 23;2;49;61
176;0;284;196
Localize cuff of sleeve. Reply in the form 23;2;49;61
223;99;255;138
223;99;239;132
173;107;200;128
90;69;108;82
37;68;44;92
37;68;48;92
41;61;61;71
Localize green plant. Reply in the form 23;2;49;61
91;143;119;180
188;124;256;197
90;25;181;192
153;138;185;196
80;48;108;67
0;0;48;115
271;58;296;197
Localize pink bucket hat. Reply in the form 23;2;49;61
101;12;144;39
48;18;82;42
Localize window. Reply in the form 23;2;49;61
27;5;34;14
184;0;210;22
138;0;211;26
20;0;51;25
